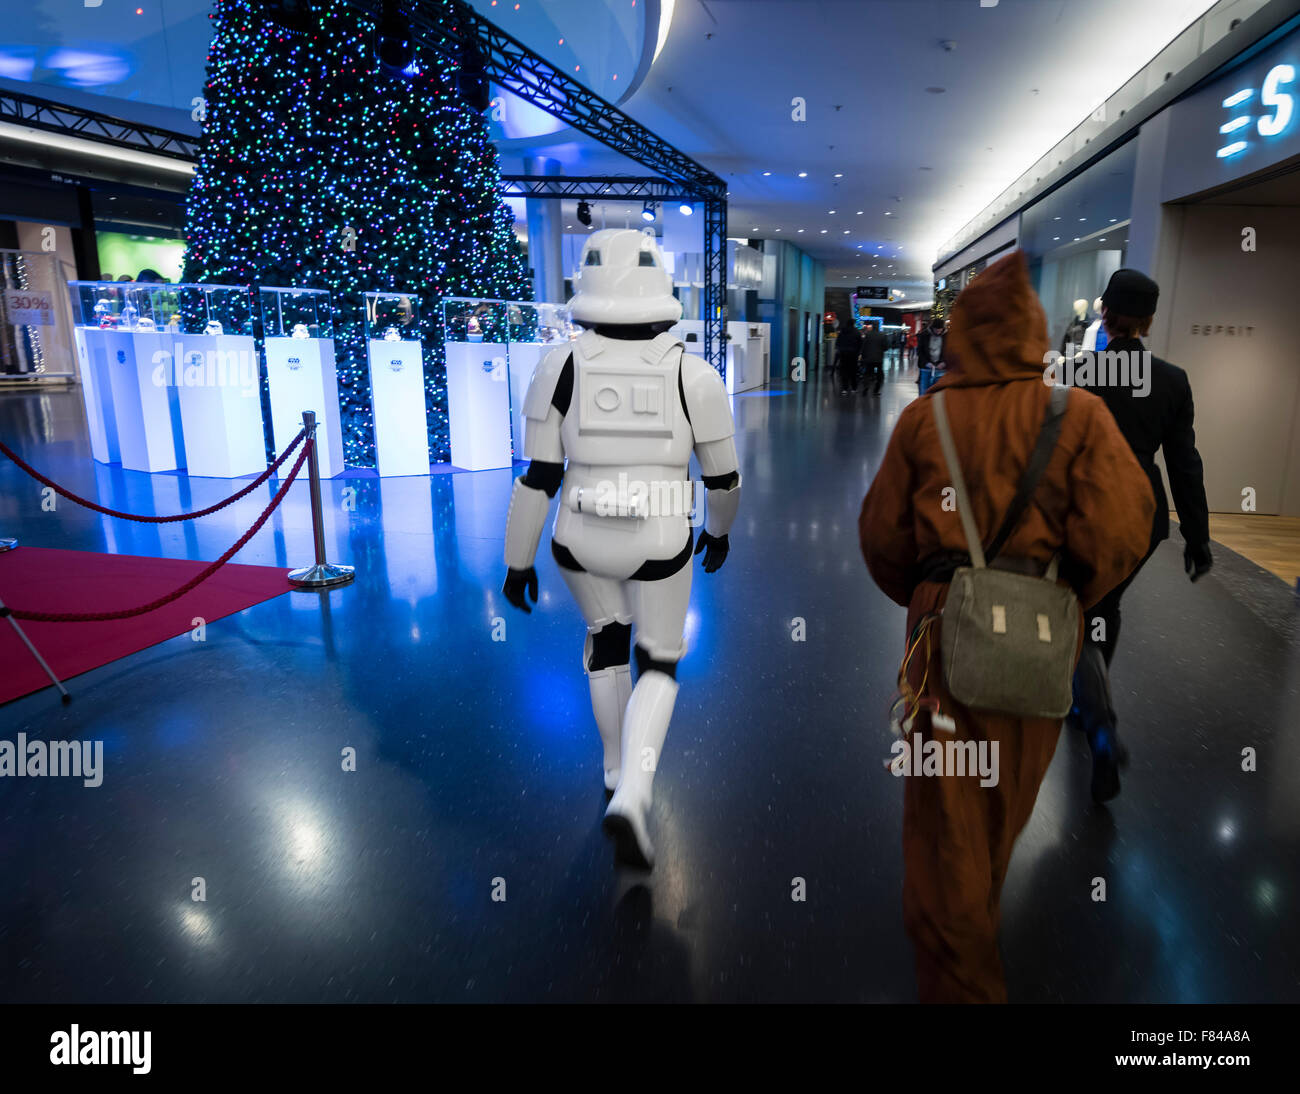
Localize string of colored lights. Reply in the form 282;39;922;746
183;0;531;465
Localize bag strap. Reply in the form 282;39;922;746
931;390;987;570
932;384;1070;573
984;384;1069;564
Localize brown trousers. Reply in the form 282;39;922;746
900;583;1064;1003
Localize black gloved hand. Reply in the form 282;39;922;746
1184;541;1213;583
694;531;730;574
503;566;538;612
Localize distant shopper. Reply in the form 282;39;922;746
917;318;947;387
859;251;1154;1003
836;316;862;394
860;323;887;396
1069;268;1213;802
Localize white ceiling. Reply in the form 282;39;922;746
503;0;1225;300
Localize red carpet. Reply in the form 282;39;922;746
0;547;292;705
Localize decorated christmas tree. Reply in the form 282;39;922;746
183;0;531;465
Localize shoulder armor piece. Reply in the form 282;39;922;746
641;331;684;366
576;330;605;358
522;346;573;422
680;353;734;444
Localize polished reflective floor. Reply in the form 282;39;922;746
1;359;1297;1003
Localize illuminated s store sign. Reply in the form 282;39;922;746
1217;63;1296;158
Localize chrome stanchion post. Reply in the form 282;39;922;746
288;410;355;589
0;596;70;703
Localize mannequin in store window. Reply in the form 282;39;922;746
501;228;742;870
1060;298;1089;355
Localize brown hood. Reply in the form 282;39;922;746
935;250;1049;388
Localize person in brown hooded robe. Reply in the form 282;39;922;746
859;251;1155;1003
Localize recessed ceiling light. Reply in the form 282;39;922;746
797;228;805;233
1053;236;1060;241
1110;218;1117;223
1054;217;1061;221
820;229;828;233
829;210;836;214
834;173;843;178
798;172;808;178
843;230;850;234
885;211;892;216
1079;217;1086;222
762;171;772;176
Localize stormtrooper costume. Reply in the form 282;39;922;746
502;229;741;870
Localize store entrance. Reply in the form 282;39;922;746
1159;161;1300;515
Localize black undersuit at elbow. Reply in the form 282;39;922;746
701;471;740;491
522;460;564;498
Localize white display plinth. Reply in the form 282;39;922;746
101;330;185;472
726;321;769;395
172;334;267;478
75;327;121;464
366;339;430;476
446;341;512;471
507;342;550;461
264;336;344;478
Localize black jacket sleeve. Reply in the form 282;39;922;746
1164;371;1210;548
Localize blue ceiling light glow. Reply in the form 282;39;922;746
641;201;656;222
678;202;693;216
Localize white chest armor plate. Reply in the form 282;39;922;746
560;332;695;469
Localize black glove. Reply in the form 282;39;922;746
1184;541;1213;583
694;531;730;574
503;566;538;612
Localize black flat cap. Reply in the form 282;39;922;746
1102;268;1159;318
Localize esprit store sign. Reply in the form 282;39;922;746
1217;63;1296;159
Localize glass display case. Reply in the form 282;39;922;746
66;280;185;472
166;284;265;478
168;283;256;337
365;291;420;343
503;301;578;461
259;286;334;340
364;292;429;476
259;286;344;477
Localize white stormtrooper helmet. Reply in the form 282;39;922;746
568;228;682;326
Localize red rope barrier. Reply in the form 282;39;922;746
6;439;313;623
0;429;306;524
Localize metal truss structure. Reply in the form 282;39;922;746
2;1;730;371
403;0;729;375
0;87;198;162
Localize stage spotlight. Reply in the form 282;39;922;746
679;202;693;216
377;1;414;76
576;200;593;227
641;201;656;222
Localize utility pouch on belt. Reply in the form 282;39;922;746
930;384;1079;719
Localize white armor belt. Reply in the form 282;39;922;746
564;477;695;520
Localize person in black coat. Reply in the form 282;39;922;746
860;323;887;396
1070;268;1212;802
836;316;862;394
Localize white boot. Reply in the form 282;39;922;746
603;670;678;869
587;664;633;792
